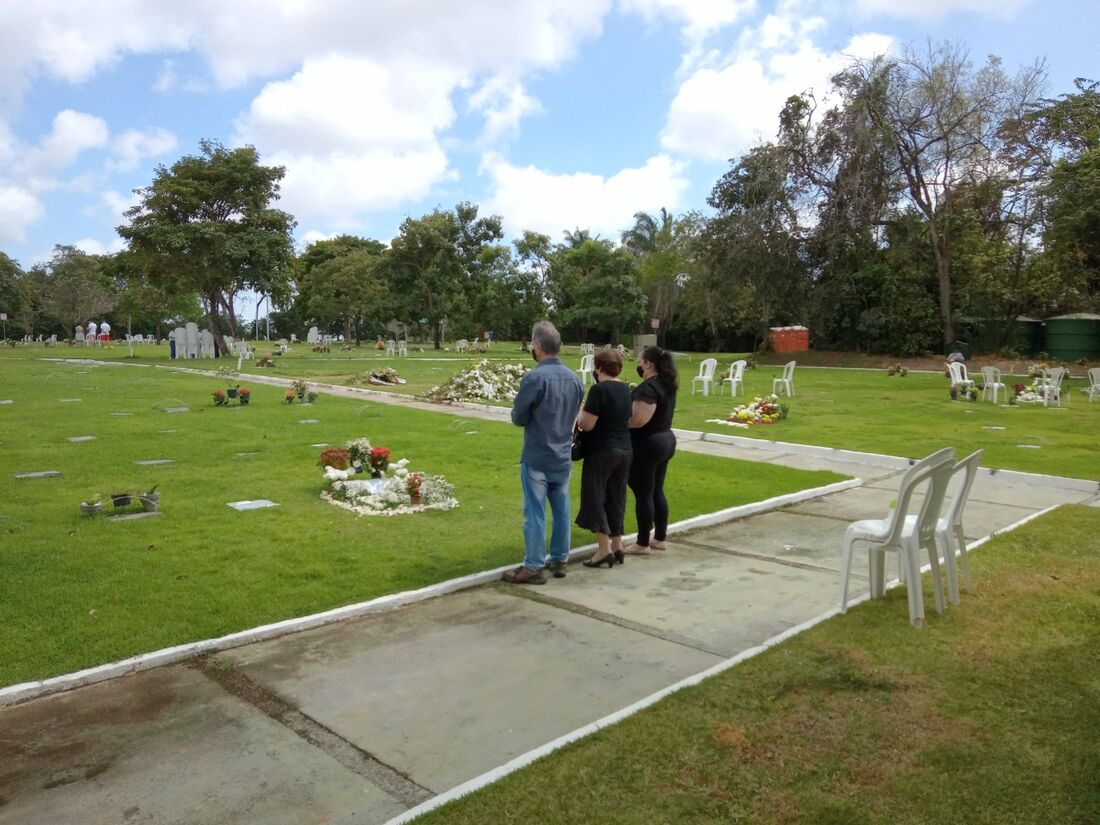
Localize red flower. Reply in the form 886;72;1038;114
213;389;225;398
369;446;391;471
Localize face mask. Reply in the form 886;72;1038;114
531;349;539;363
636;365;646;379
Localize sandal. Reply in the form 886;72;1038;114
622;543;651;556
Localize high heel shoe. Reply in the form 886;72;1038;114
583;552;616;568
612;548;625;565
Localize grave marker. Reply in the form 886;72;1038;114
299;419;320;424
60;398;82;403
227;499;279;511
13;470;62;479
68;435;97;442
134;459;176;466
109;512;163;522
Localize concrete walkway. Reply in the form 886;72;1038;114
3;444;1094;825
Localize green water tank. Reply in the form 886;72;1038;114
1013;316;1043;356
1044;313;1100;360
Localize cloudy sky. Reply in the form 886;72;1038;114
0;0;1095;269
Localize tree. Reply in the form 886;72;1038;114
303;247;389;342
34;245;115;337
621;208;695;345
108;251;202;339
864;43;1046;345
0;252;28;337
692;144;809;350
118;139;296;355
388;203;503;348
559;239;646;344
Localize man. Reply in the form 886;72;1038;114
504;321;584;585
98;319;111;345
86;320;97;347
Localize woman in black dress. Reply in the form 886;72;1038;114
575;349;633;568
624;346;677;555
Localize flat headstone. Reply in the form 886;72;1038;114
110;411;135;417
13;470;62;479
158;429;179;434
108;511;163;522
165;406;189;413
0;400;13;405
60;398;82;403
235;451;260;457
1016;444;1041;449
982;426;1006;431
227;499;279;511
68;435;97;442
134;459;176;466
299;419;320;424
310;443;329;448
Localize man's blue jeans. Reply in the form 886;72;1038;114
520;462;572;571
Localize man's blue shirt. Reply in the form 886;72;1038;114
511;356;584;473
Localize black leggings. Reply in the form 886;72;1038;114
628;431;676;546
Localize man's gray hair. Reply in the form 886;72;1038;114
531;321;561;355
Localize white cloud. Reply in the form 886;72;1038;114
23;110;109;181
236;55;458;221
70;236;125;256
661;29;894;160
854;0;1029;19
482;153;689;239
468;74;543;145
620;0;756;42
109;127;178;171
0;185;45;243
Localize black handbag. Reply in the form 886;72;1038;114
571;426;586;462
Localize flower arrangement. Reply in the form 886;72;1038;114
351;367;406;386
346;437;374;472
949;384;978;401
886;363;908;377
238;387;251;405
707;395;788;428
369;446;392;476
1026;363;1048;379
421;360;528;403
256;353;277;367
291;379;308;401
213;388;227;406
317;447;350;470
1014;382;1048;404
284;389;295;404
320;438;457;516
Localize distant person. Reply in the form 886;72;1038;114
86;320;97;347
575;349;632;569
624;346;678;555
98;320;111;345
503;321;584;585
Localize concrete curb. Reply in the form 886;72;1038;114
675;428;1100;493
382;502;1062;825
0;478;859;709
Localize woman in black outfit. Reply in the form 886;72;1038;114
575;349;633;568
624;346;677;555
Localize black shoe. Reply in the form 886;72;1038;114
548;560;567;578
583;552;615;569
612;548;625;565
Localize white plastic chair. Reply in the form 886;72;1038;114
397;340;408;356
980;366;1006;403
772;361;796;397
385;339;396;356
455;339;468;353
946;362;973;393
720;360;746;396
1085;368;1100;403
581;343;594;355
578;354;594;386
691;358;718;396
838;447;956;627
913;449;983;604
1041;367;1067;407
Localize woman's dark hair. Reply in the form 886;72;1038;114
641;346;678;394
593;348;622;377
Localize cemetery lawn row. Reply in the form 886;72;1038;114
3;347;1096;479
417;504;1100;825
0;358;842;687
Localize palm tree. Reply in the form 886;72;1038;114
620;209;691;344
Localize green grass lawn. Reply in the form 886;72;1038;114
17;342;1097;479
0;355;841;687
416;504;1100;825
